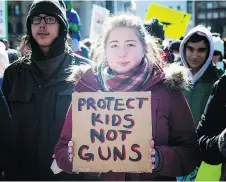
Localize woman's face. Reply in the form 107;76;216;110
105;27;145;74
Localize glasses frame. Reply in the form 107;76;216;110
31;15;57;25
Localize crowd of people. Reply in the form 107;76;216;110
1;0;226;181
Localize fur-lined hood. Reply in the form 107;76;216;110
163;63;190;90
68;62;190;91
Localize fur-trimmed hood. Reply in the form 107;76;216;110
141;62;190;91
68;62;190;91
163;63;190;90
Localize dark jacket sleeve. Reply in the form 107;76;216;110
1;62;22;180
0;88;11;122
1;61;21;110
2;67;12;108
0;88;12;171
197;75;226;165
55;104;73;173
155;90;199;177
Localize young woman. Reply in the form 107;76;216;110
54;13;199;181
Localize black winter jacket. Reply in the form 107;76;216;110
0;88;12;179
2;50;89;180
197;74;226;180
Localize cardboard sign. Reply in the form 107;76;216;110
72;92;152;173
89;4;110;41
145;3;191;39
0;0;8;39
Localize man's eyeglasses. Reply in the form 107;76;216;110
31;16;57;25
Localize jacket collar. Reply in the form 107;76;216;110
75;62;190;92
30;50;76;87
77;66;165;92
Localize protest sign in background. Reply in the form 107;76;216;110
0;0;7;39
145;3;191;39
72;92;152;173
89;4;109;41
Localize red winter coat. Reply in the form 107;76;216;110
55;64;199;181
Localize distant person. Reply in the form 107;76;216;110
212;33;226;71
0;39;9;50
64;0;89;58
167;39;181;63
0;42;9;86
0;38;21;63
81;38;92;50
144;18;165;45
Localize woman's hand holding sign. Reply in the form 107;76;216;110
68;141;74;163
150;140;159;170
68;139;159;170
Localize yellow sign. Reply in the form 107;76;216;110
195;162;221;181
145;4;191;39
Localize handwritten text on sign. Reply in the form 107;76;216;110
72;92;152;172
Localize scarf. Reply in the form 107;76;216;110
97;58;151;92
30;30;68;81
32;53;67;81
30;34;66;62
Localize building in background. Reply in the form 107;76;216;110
195;1;226;38
186;1;195;35
7;0;133;48
8;1;32;48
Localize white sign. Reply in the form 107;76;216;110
0;0;7;39
90;4;110;41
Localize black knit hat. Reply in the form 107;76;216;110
169;40;181;52
26;0;68;36
144;18;165;40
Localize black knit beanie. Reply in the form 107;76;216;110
26;0;69;61
144;18;165;41
169;40;181;52
26;0;68;36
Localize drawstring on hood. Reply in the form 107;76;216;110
179;25;214;84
